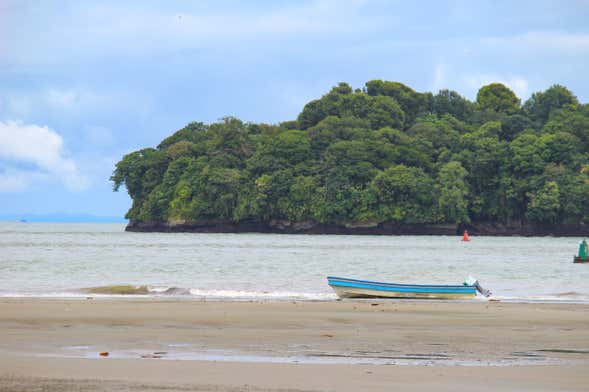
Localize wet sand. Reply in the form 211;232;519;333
0;298;588;391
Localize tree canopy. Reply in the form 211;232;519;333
476;83;521;114
112;81;589;227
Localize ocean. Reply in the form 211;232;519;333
1;222;588;302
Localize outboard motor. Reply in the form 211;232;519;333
474;280;491;297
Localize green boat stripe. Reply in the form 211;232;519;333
327;276;473;289
328;281;476;294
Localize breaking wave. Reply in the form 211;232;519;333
73;285;337;300
84;285;150;295
1;286;587;303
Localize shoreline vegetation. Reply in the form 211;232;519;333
112;80;589;235
127;219;589;236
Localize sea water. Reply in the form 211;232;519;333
1;222;588;302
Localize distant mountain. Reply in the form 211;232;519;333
0;213;127;223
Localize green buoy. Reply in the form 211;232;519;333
575;239;589;263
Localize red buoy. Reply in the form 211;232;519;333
462;230;470;241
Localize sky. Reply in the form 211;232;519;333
1;0;588;220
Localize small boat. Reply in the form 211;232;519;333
327;276;491;299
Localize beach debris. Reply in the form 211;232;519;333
153;351;167;355
511;351;543;358
320;334;334;338
489;298;501;302
99;352;109;357
141;353;163;359
371;303;379;306
537;348;589;354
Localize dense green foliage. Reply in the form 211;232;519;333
112;81;589;226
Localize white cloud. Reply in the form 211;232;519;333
89;0;375;40
2;1;381;65
0;169;29;192
482;31;589;54
462;75;529;100
0;120;89;192
3;89;88;117
46;89;80;109
5;96;33;117
2;87;154;121
427;63;531;101
82;125;114;147
431;63;446;92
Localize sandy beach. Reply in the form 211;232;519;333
0;298;588;391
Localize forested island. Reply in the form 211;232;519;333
112;80;589;235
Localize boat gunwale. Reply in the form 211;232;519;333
328;282;476;294
327;276;475;289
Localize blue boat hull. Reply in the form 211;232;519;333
327;276;477;299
